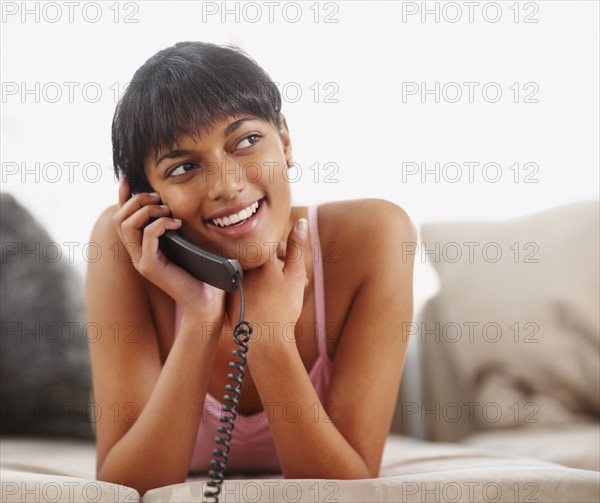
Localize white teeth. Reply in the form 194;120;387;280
211;200;259;227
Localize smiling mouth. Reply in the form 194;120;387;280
205;198;264;228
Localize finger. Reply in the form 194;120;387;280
121;191;162;215
282;218;308;276
116;204;171;262
137;218;227;311
122;204;171;237
115;201;169;238
138;217;219;309
277;241;287;260
141;216;182;258
135;217;181;278
113;191;162;234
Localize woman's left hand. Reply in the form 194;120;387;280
226;218;309;341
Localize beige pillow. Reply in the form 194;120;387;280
419;200;599;437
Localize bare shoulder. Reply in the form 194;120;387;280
318;198;415;234
87;203;159;324
316;199;417;279
89;204;140;277
88;202;170;319
90;203;120;246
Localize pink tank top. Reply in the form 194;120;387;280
173;205;333;474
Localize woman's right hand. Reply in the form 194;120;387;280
112;177;226;325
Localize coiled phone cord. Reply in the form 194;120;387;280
204;276;252;503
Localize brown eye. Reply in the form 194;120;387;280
236;134;262;150
168;162;198;178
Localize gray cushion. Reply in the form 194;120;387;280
0;193;93;438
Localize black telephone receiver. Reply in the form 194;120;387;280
128;177;242;293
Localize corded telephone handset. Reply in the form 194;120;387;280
129;177;252;503
129;177;243;293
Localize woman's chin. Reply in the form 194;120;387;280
239;255;271;271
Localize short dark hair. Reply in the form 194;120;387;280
111;41;282;191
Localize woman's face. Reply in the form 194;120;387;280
144;114;293;269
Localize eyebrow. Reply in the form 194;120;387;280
155;149;194;166
224;117;257;137
155;117;259;166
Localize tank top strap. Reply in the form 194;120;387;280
307;205;328;359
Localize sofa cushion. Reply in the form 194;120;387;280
0;437;96;479
418;200;599;441
0;193;93;439
1;471;139;503
1;437;139;502
2;436;598;503
144;435;600;502
462;422;600;472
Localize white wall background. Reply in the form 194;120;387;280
2;0;599;315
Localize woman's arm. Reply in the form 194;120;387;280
248;199;417;478
86;206;223;496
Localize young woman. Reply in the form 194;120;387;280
86;41;416;496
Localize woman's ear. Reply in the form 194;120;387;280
278;113;293;167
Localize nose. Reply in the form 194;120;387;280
206;160;246;200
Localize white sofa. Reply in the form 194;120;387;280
2;433;598;502
1;196;599;502
401;200;599;450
